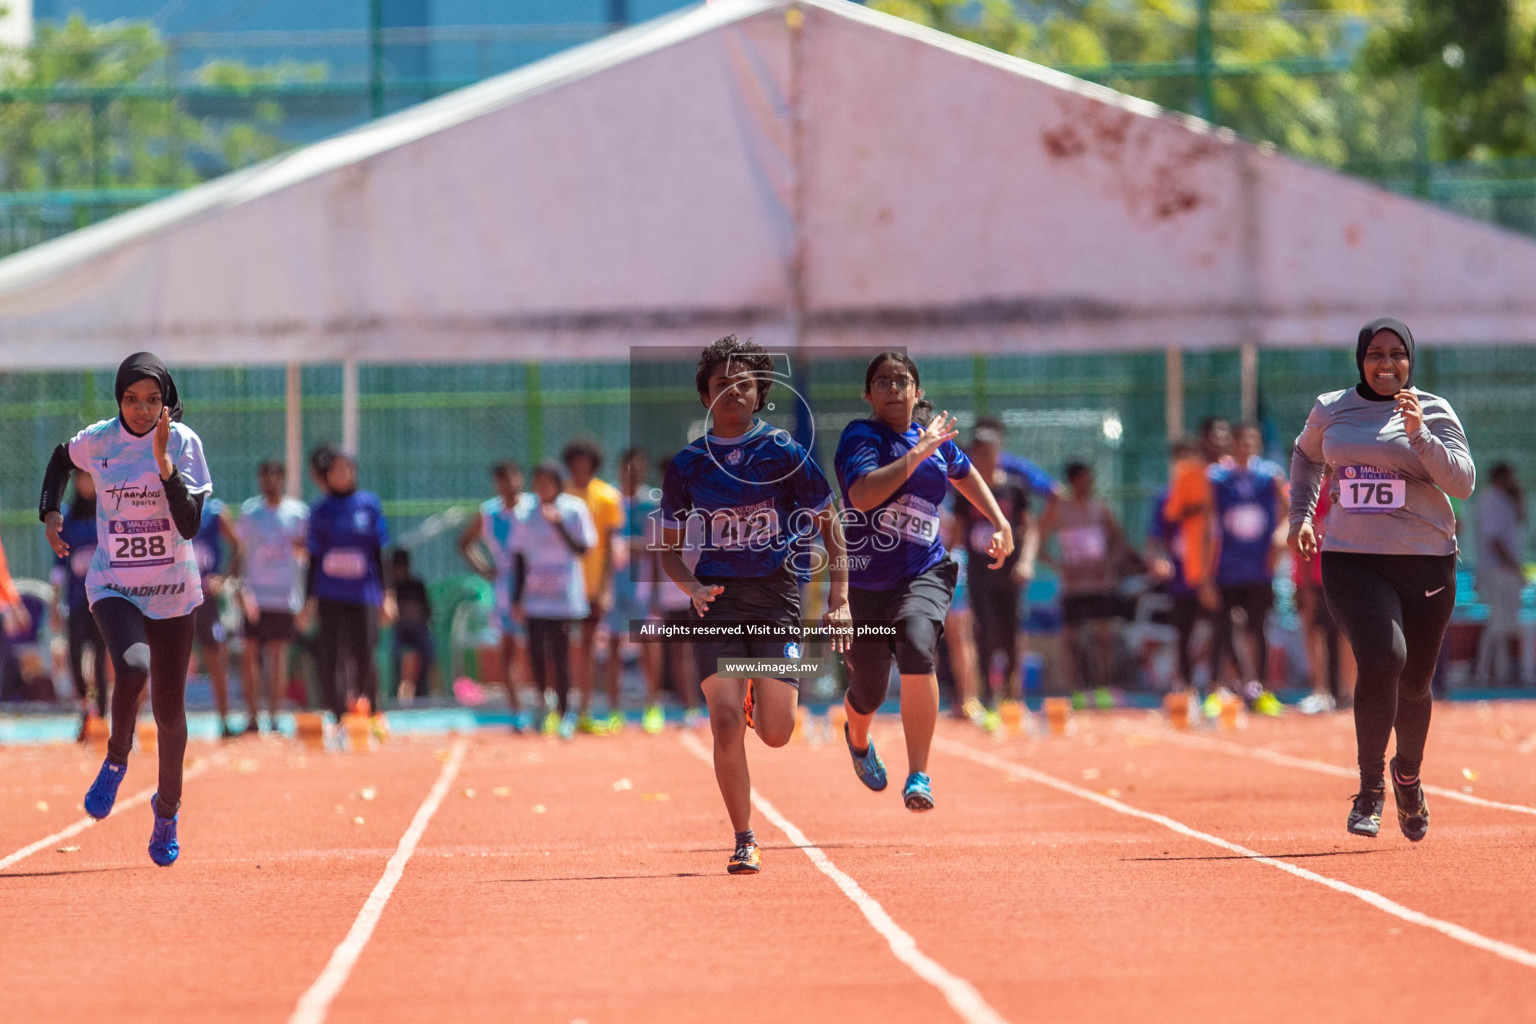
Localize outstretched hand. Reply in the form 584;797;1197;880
911;412;959;461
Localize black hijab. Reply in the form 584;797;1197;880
1355;317;1414;401
114;351;183;434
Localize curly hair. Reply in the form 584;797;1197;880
695;334;774;413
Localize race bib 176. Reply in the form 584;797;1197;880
107;519;175;569
1338;466;1405;513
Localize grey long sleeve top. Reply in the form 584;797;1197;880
1288;387;1475;556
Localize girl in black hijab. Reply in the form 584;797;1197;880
39;352;214;867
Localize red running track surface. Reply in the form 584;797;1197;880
4;703;1536;1023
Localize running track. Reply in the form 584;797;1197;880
4;702;1536;1023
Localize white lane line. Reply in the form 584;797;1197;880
289;738;468;1024
0;756;215;873
1119;725;1536;818
936;737;1536;971
679;732;1009;1024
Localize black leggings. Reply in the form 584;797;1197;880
1321;551;1456;787
845;559;956;716
970;580;1020;705
526;618;574;715
67;607;109;716
316;599;379;720
1169;593;1203;688
92;598;194;816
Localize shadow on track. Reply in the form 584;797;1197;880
482;872;714;883
0;866;141;879
1122;849;1388;863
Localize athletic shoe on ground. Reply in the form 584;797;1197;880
557;711;578;742
541;711;560;737
1070;691;1088;712
743;681;755;731
641;704;665;734
576;712;604;735
1347;787;1385;837
510;710;532;734
1093;687;1115;710
962;698;987;726
148;794;179;867
1202;689;1230;719
982;709;1001;734
1296;692;1336;715
603;710;625;734
903;772;935;812
1390;757;1430;842
727;842;761;874
1253;691;1283;717
219;720;239;741
682;708;705;729
84;758;127;820
844;724;889;792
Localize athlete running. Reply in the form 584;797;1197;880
835;352;1013;810
658;336;851;874
1288;317;1475;840
608;448;666;733
40;352;213;866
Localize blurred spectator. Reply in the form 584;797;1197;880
1475;462;1526;686
236;459;308;733
1295;470;1356;713
1043;461;1128;695
1146;438;1205;693
52;469;108;735
563;438;624;733
301;446;394;727
1208;422;1287;712
458;461;533;727
1164;416;1233;619
951;425;1035;718
391;549;435;704
192;496;243;738
0;527;30;702
610;448;666;733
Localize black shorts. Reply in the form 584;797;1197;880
691;567;802;686
245;609;296;644
1062;592;1123;626
194;598;226;648
845;557;958;714
1220;582;1274;624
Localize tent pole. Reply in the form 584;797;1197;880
342;357;360;455
786;2;808;436
285;362;302;498
1240;342;1258;423
1165;346;1184;442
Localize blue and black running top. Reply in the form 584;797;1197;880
660;419;833;580
1211;458;1285;586
54;503;98;613
834;419;971;590
308;491;391;606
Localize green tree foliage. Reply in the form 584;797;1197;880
0;14;320;191
872;0;1421;169
1362;0;1536;159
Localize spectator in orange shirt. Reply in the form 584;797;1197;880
1165;417;1232;612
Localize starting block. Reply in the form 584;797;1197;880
84;715;110;753
1163;692;1192;731
1219;694;1246;730
999;700;1025;738
1043;696;1072;737
341;712;376;752
294;711;327;751
136;719;158;754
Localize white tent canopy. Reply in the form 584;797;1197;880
1;0;1535;370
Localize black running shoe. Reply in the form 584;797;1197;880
1347;787;1385;837
1390;757;1429;842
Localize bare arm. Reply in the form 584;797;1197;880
951;468;1015;569
457;516;495;578
845;414;959;512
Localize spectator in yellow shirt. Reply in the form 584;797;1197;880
564;439;625;733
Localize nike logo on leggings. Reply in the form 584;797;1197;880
1425;586;1446;597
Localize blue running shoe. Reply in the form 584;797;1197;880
903;772;935;813
83;758;127;820
148;794;179;867
510;710;532;735
844;724;888;792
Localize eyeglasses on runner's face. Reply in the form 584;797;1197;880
871;375;915;395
